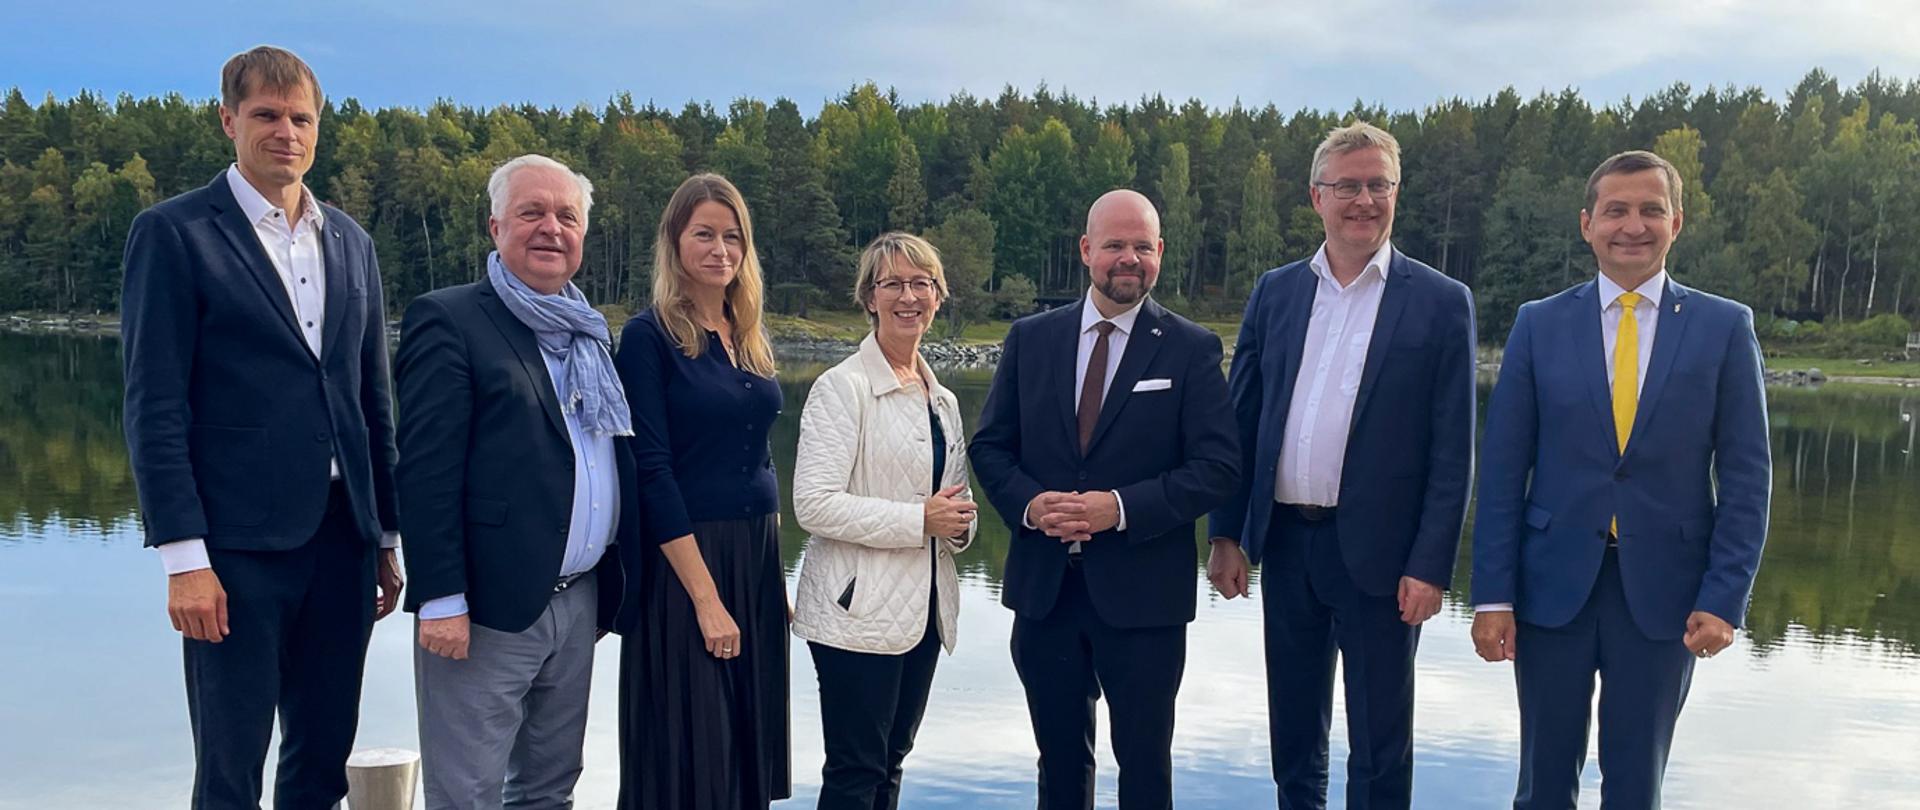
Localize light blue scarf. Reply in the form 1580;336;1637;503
487;251;633;437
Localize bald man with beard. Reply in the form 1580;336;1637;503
970;190;1241;810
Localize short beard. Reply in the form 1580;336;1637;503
1097;273;1152;306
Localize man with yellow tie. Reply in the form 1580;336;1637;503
1469;150;1772;809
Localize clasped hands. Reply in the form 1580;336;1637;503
1025;490;1120;543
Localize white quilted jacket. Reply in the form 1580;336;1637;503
791;334;975;655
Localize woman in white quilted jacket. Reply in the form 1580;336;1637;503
791;231;979;810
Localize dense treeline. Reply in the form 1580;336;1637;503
1;69;1917;343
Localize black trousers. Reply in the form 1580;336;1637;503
185;481;376;810
1513;548;1694;810
808;583;942;810
1010;559;1187;810
1262;507;1419;810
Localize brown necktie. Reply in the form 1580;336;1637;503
1078;321;1115;453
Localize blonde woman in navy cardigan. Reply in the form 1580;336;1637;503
613;173;789;810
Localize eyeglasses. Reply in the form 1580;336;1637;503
874;278;939;297
1313;179;1399;200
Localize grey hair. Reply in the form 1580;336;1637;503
487;154;595;222
1309;121;1402;184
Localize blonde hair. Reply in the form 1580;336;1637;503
650;173;777;377
854;232;949;329
1310;120;1402;184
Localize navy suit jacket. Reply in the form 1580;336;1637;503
121;172;398;550
971;297;1240;629
1471;279;1771;640
1206;250;1477;594
394;282;635;635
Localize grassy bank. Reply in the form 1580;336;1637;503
1764;355;1920;380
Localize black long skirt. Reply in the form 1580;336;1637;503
618;514;792;809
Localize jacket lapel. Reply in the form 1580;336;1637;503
1273;267;1317;410
1054;305;1084;439
1086;300;1166;454
318;219;350;363
1346;252;1412;434
205;173;309;359
1625;280;1690;457
1571;281;1620;461
478;284;570;441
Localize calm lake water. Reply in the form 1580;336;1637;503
1;332;1917;809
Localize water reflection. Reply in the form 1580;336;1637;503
1;333;1917;808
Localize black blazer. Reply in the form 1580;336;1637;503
971;297;1240;629
394;282;634;634
121;172;398;550
1208;250;1478;595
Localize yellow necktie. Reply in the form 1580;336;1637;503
1611;291;1642;537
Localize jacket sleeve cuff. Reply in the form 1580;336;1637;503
157;538;211;575
419;594;469;620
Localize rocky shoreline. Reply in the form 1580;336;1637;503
9;314;1911;384
772;334;1001;366
2;312;1006;367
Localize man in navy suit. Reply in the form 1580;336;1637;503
121;46;402;809
1205;122;1478;810
971;189;1239;810
1470;150;1771;809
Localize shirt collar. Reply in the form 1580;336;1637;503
1596;269;1667;312
855;332;943;398
1308;240;1394;289
226;164;324;231
1080;290;1146;336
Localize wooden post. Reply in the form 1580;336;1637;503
345;748;419;810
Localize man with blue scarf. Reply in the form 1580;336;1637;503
396;154;640;808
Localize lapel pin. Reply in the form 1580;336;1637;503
1151;327;1162;336
1673;303;1681;314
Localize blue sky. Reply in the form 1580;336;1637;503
9;1;1919;114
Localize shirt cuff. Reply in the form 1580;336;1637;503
1022;503;1037;530
419;594;469;620
158;539;211;575
1475;603;1514;613
380;531;400;550
1111;490;1127;532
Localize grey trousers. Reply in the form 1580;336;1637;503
415;578;598;810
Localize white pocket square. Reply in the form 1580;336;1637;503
1132;378;1173;392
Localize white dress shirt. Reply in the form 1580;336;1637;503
158;167;391;575
1273;241;1393;507
419;339;619;620
1475;269;1666;613
1073;291;1143;407
1025;292;1141;542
